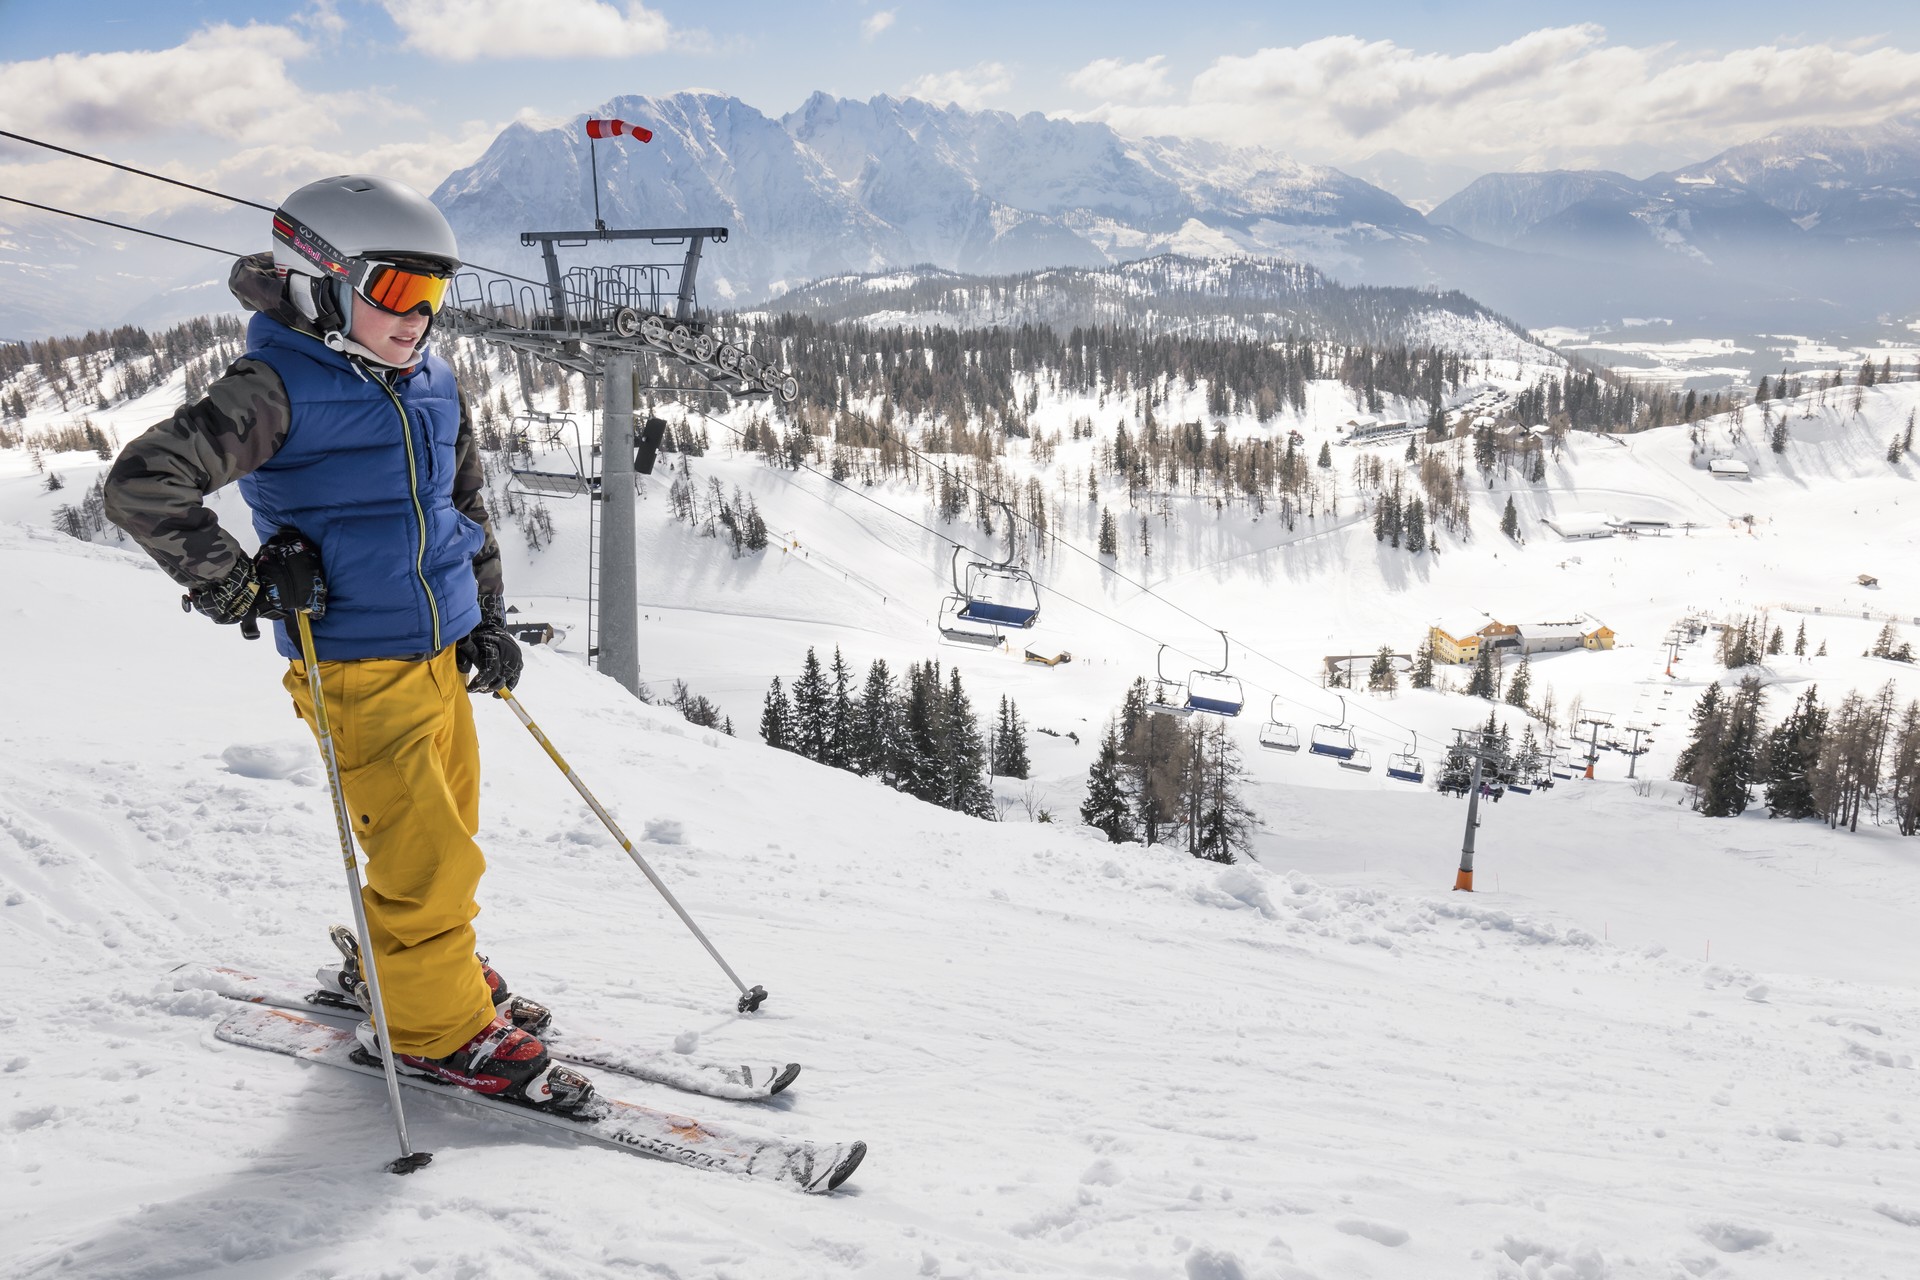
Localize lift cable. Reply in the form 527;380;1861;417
0;128;549;289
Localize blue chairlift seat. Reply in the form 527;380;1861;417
1186;670;1243;717
1386;754;1425;783
958;598;1039;628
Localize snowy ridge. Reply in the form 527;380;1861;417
769;254;1544;356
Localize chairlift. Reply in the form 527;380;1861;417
1308;695;1359;761
1340;748;1374;773
1185;632;1246;716
1144;645;1198;717
939;502;1040;648
937;595;1007;650
508;411;598;499
1386;732;1426;784
1258;696;1301;752
951;502;1041;630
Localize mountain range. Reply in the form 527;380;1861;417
5;95;1919;342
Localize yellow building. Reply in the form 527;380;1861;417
1429;621;1522;664
1583;625;1616;650
1429;624;1480;664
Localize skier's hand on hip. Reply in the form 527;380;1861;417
251;528;328;619
456;595;522;694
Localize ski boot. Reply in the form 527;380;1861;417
354;1014;595;1113
320;924;554;1035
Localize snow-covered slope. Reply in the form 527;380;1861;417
6;345;1920;1275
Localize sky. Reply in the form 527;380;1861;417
6;0;1920;218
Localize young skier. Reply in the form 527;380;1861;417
104;174;585;1111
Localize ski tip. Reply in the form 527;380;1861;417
387;1151;435;1176
824;1141;866;1193
768;1063;802;1096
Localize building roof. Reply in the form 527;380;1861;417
1708;457;1750;474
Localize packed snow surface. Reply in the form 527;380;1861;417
5;367;1920;1277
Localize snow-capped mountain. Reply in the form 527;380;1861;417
1427;119;1920;325
432;91;1496;309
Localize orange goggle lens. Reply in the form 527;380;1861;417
356;262;450;315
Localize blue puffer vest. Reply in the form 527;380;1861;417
240;313;484;661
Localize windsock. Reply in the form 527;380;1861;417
586;118;654;142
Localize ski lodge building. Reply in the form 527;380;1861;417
1428;619;1617;664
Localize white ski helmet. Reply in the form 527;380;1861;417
271;174;461;365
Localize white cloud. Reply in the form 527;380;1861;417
904;62;1013;111
293;0;348;39
0;23;347;145
1075;27;1920;172
861;10;896;42
380;0;677;61
1067;54;1172;102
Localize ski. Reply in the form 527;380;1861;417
172;964;801;1101
214;1004;864;1192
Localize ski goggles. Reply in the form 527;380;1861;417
347;259;452;316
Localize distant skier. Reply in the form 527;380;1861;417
104;175;579;1110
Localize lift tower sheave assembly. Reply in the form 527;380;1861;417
442;222;801;698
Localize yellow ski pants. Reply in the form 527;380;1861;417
285;646;497;1058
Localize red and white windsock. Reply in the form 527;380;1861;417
586;118;654;142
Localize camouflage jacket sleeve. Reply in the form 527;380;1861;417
102;358;290;588
451;387;505;599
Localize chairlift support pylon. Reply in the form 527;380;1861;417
1386;732;1426;784
1258;696;1301;752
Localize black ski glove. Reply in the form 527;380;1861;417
187;560;261;626
251;528;328;620
456;595;523;694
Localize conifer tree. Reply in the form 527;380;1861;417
1437;737;1475;796
1317;441;1332;468
1410;635;1436;690
1080;721;1137;843
851;659;898;780
1514;724;1543;784
1762;685;1825;819
1506;654;1532;708
824;648;856;769
1816;639;1828;657
897;660;949;806
1500;495;1520;540
1120;676;1151;742
791;648;831;761
759;676;792;751
943;667;995;818
1794;620;1806;657
1404;497;1428;553
1701;677;1764;816
991;695;1031;779
1188;720;1256;863
1098;507;1118;556
1466;645;1497;700
1673;682;1726;807
1367;645;1398;693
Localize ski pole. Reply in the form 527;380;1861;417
494;687;769;1013
295;611;434;1174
